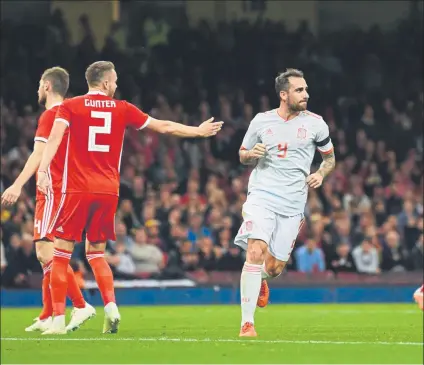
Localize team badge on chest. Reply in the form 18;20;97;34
297;126;307;139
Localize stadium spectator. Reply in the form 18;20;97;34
130;227;165;274
381;230;410;272
295;239;326;273
329;242;357;274
352;238;380;274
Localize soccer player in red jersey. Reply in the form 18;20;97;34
37;61;223;334
1;67;95;333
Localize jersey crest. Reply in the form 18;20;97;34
297;126;307;140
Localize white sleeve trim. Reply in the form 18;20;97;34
317;141;334;153
55;118;69;127
34;137;48;143
137;116;151;131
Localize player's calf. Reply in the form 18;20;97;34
86;240;121;333
257;254;286;308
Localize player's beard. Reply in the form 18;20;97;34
38;94;47;107
288;97;307;112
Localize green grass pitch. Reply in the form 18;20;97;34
1;304;423;364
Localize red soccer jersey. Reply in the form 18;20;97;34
34;103;68;200
54;91;150;195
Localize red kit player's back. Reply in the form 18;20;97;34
35;104;68;200
55;91;149;195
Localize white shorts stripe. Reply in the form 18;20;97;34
47;194;66;234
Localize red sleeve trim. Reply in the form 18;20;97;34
318;147;334;155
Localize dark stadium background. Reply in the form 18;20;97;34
0;0;422;305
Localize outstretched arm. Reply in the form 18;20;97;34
146;117;223;138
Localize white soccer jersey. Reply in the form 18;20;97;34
241;109;333;217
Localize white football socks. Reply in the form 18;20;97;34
240;262;262;325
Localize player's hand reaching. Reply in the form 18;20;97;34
306;172;323;189
249;143;267;159
198;118;224;137
36;171;52;195
1;184;22;206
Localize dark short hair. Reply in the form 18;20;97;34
85;61;115;87
275;68;304;96
41;67;70;97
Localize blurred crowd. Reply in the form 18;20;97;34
1;9;423;287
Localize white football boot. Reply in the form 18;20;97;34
103;302;121;334
42;315;67;335
65;302;96;332
25;317;52;332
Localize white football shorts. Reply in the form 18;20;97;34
234;201;305;261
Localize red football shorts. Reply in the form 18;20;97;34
34;193;64;242
50;193;118;243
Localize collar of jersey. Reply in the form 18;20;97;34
47;102;62;110
86;91;107;96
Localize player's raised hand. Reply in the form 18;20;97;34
36;171;52;196
249;143;267;159
306;172;323;189
1;184;22;206
198;117;224;137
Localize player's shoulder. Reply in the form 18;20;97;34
61;96;82;107
301;110;327;127
39;106;58;122
252;109;278;123
301;110;323;120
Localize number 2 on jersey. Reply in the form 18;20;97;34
88;111;111;152
277;143;288;158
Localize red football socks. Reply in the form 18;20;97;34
50;248;72;316
67;265;86;309
86;251;116;305
39;261;53;320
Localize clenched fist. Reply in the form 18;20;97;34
249;143;267;159
306;172;323;189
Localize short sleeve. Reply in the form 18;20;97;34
125;102;150;130
240;116;260;150
34;111;54;143
55;100;72;127
314;120;333;154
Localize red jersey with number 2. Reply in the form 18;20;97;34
54;91;150;195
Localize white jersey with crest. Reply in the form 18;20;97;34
241;109;333;217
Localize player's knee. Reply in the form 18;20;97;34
246;240;267;264
265;261;285;278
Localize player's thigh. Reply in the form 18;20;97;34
234;202;276;251
85;239;107;254
268;213;305;262
86;194;118;243
53;193;88;242
33;195;56;242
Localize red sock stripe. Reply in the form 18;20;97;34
243;263;262;273
43;261;52;274
53;248;72;259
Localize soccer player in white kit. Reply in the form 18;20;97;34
235;69;336;336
